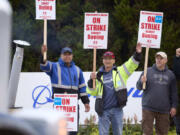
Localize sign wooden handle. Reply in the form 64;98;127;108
92;11;98;89
43;19;47;62
93;48;96;89
143;47;149;89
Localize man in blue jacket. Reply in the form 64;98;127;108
40;45;90;135
136;51;178;135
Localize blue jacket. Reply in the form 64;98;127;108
40;58;89;104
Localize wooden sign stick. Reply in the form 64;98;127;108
143;46;149;89
92;11;98;89
93;48;97;89
43;19;47;62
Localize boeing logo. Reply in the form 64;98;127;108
32;84;54;108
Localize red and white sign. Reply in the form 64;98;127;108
138;11;163;48
83;13;109;49
36;0;56;20
54;94;78;131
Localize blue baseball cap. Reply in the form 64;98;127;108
61;47;73;54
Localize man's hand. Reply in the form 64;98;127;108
136;42;142;53
41;45;47;55
90;72;96;80
84;104;90;112
176;48;180;57
170;108;176;117
141;75;147;83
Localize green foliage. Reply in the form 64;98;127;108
78;115;99;135
78;115;177;135
9;0;180;72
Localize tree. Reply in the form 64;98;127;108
9;0;180;72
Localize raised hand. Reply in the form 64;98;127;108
141;75;147;83
41;45;47;55
90;72;96;80
136;42;142;53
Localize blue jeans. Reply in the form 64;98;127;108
98;107;123;135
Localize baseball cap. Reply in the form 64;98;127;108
155;51;167;59
103;51;115;59
61;47;72;54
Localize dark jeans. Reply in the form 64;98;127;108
142;109;169;135
174;116;180;134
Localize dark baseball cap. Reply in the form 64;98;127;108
61;47;73;54
103;51;115;59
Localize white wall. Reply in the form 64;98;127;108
15;72;143;124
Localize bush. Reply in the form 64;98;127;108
78;115;177;135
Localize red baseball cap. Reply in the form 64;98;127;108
103;51;115;59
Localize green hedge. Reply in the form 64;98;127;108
78;125;176;135
78;115;176;135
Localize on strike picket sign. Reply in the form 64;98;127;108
138;11;163;48
54;94;78;131
83;13;109;49
36;0;56;20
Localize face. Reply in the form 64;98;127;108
103;57;115;69
155;55;167;69
61;52;73;63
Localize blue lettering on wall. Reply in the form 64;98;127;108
127;87;134;97
127;87;143;98
132;89;143;98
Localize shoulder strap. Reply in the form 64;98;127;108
96;71;103;84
